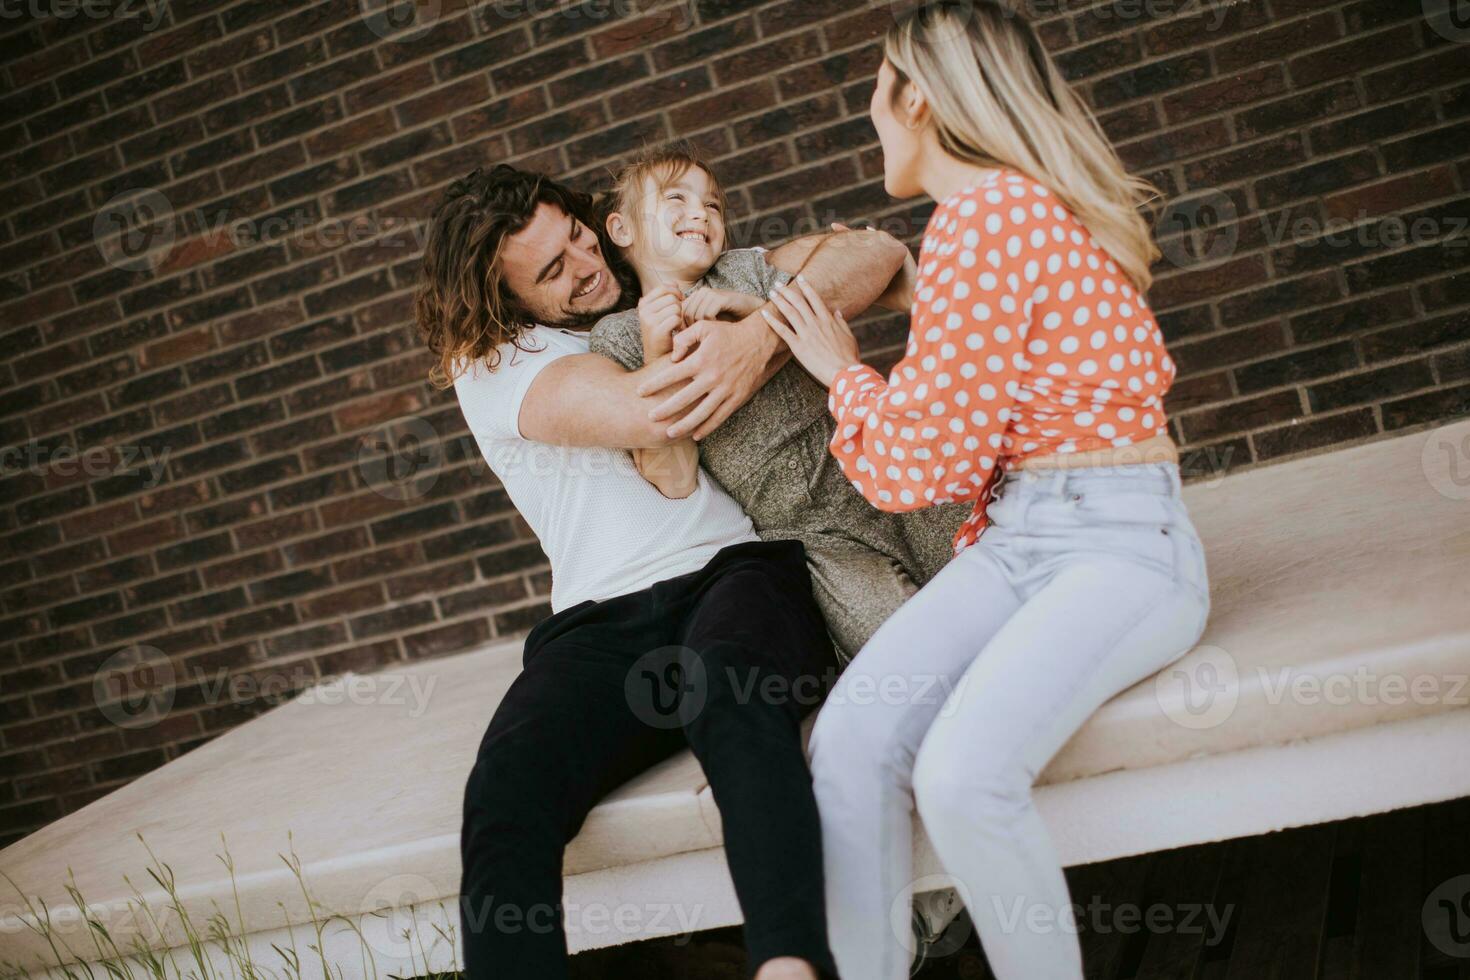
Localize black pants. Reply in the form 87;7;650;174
459;539;840;980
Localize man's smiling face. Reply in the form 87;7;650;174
499;202;623;329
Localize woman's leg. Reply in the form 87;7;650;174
911;557;1208;980
807;545;1023;980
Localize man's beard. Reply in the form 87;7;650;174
546;295;619;330
539;270;633;329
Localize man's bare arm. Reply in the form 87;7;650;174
637;228;910;439
825;221;919;313
516;351;692;449
517;229;908;449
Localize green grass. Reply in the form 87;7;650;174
0;830;460;980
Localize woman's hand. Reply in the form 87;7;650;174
683;287;762;323
761;276;862;389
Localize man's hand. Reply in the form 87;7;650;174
613;227;905;443
634;316;780;441
683;287;763;323
638;285;684;359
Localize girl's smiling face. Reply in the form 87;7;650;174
612;164;727;285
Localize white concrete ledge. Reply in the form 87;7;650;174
3;418;1468;978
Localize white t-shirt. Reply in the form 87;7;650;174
453;325;759;611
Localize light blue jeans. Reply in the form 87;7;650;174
808;462;1210;980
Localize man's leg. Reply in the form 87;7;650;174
670;540;841;979
459;598;682;980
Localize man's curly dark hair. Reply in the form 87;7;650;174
413;164;637;388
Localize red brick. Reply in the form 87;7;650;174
140;327;217;368
1322;166;1460;223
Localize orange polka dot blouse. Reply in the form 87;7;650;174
827;168;1176;556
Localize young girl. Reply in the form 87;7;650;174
761;3;1211;978
588;146;971;664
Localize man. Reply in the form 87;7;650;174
417;163;912;980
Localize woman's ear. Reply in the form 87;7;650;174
903;81;928;131
606;211;633;248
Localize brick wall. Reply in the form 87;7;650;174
1;0;1467;845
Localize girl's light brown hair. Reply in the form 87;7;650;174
605;141;729;242
885;0;1163;291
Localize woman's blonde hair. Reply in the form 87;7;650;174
884;0;1161;291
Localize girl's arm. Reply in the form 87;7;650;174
632;286;700;498
632;442;700;499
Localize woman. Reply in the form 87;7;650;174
760;3;1211;978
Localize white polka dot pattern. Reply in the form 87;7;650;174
826;168;1176;555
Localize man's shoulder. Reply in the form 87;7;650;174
486;326;587;369
452;326;592;445
453;326;584;396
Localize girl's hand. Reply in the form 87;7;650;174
683;287;761;323
760;276;862;389
638;286;684;359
